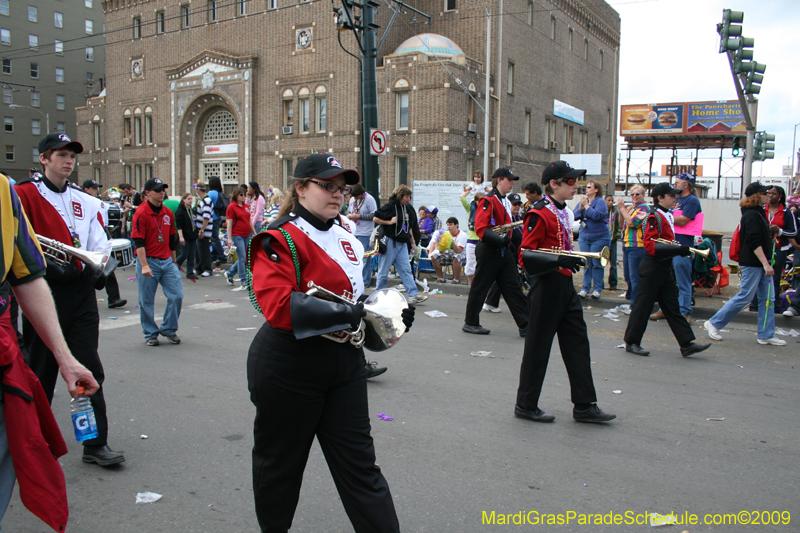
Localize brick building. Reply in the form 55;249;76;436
1;0;104;181
76;0;620;199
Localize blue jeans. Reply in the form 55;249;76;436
0;405;15;532
137;257;183;340
578;233;611;293
254;221;263;235
176;239;197;278
226;235;250;285
708;266;775;340
211;218;224;262
623;247;646;304
376;239;419;297
608;240;618;288
356;235;374;287
672;255;693;315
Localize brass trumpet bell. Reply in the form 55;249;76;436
535;246;611;267
652;238;710;259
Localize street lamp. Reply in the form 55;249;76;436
8;103;49;134
792;122;800;178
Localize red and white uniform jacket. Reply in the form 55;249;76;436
644;207;676;257
248;208;365;332
474;189;513;240
519;198;573;277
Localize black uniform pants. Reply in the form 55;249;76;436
22;270;108;447
624;255;695;347
196;236;212;274
247;324;399;533
516;272;597;408
105;271;121;303
464;242;528;328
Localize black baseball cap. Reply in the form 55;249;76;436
82;179;101;189
541;161;586;184
144;178;168;192
38;133;84;154
508;193;522;204
294;153;360;185
492;167;519;180
744;182;771;197
651;182;681;198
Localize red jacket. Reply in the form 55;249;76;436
474;191;511;240
0;311;69;532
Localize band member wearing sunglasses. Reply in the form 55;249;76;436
515;161;616;424
246;154;413;533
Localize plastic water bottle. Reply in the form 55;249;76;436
71;386;98;442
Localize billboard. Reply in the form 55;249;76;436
620;100;749;137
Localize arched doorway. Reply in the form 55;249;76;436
199;108;240;193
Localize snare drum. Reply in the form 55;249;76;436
110;238;135;268
105;202;123;229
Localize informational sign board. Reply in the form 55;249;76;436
661;165;704;177
411;180;470;230
560;154;603;175
554;100;585;125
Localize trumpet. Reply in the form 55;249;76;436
36;235;112;271
490;220;524;235
651;238;710;259
526;246;611;267
305;281;409;352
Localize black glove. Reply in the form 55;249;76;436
502;235;512;247
349;302;367;330
654;241;685;261
679;245;691;257
45;261;79;285
401;305;415;332
557;254;584;273
92;270;107;290
480;228;505;247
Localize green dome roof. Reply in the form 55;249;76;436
393;33;465;58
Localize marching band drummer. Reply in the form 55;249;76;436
622;183;711;358
246;153;414;533
14;133;125;466
515;161;616;424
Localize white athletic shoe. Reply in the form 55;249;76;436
703;320;722;341
591;291;601;299
783;307;799;317
407;294;428;304
578;290;588;298
482;304;502;313
231;285;248;292
757;337;786;346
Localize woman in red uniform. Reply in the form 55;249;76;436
246;153;412;533
515;161;615;424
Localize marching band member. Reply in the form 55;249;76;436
623;183;711;357
14;133;125;466
462;168;529;336
515;161;616;424
246;154;413;533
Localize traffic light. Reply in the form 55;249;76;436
761;133;775;160
732;137;741;157
733;37;755;74
751;133;762;160
333;3;356;31
744;62;766;94
718;9;744;53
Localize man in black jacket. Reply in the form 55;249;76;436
703;182;786;346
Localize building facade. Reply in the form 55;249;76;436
77;0;619;199
1;0;104;181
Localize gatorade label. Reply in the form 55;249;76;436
72;411;99;441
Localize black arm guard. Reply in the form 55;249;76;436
481;227;506;247
290;292;365;340
521;250;562;276
654;241;686;261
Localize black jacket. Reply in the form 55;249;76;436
175;204;198;241
739;205;772;268
374;198;420;245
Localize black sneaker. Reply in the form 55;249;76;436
462;323;490;335
146;337;160;346
226;272;235;285
108;299;127;309
573;404;616;423
365;361;387;379
82;445;125;466
162;333;181;344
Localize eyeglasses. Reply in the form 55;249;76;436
557;177;576;186
309;180;351;195
631;193;643;196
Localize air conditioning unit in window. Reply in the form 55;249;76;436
467;123;477;134
568;145;575;153
549;141;558;150
282;126;293;135
123;138;131;146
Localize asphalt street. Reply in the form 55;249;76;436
3;272;799;532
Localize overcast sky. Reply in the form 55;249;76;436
613;0;799;179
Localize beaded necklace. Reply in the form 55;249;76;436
544;195;572;251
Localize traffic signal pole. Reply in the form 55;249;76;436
360;1;380;201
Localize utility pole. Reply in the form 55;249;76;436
335;0;429;203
